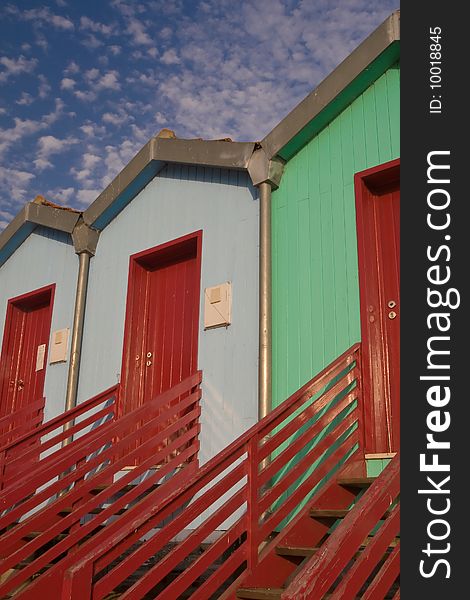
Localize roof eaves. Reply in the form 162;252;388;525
0;202;81;268
83;137;256;230
261;10;400;162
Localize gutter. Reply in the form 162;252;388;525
248;149;284;420
62;221;100;444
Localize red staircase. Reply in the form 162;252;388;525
0;343;400;599
0;372;202;598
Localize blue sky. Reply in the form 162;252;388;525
0;0;397;230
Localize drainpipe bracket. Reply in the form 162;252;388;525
72;220;100;256
247;148;285;190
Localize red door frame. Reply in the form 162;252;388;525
355;158;400;454
0;283;55;417
119;230;202;417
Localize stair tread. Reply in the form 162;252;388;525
90;482;160;495
337;476;376;488
309;508;350;518
237;588;284;599
276;536;399;557
275;545;316;557
59;506;128;516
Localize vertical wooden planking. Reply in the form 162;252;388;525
297;197;312;385
0;228;77;422
387;66;400;158
329;117;348;355
271;67;400;409
374;74;393;165
78;168;258;463
286;170;300;397
362;85;380;167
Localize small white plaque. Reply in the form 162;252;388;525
204;282;232;329
50;328;70;363
35;344;46;371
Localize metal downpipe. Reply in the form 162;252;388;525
258;181;272;421
62;251;91;445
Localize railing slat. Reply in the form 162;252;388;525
260;429;359;539
58;344;362;600
281;453;400;600
328;505;400;599
361;543;400;600
0;372;203;599
258;390;357;488
259;410;358;514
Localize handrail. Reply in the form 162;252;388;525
59;344;362;600
0;397;45;448
0;385;118;491
0;384;117;457
282;453;400;599
0;372;202;599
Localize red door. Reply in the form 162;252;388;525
0;285;55;419
120;231;202;419
355;160;400;454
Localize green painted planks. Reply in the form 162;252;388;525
271;66;400;408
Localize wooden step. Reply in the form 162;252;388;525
275;545;316;558
90;482;160;496
309;508;350;519
276;535;399;559
22;531;68;541
236;588;284;599
58;506;128;517
336;476;376;488
310;507;392;521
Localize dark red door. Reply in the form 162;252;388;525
121;232;202;417
355;160;400;454
0;285;54;419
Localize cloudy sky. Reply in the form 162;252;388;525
0;0;397;230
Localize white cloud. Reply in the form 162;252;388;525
33;157;53;171
61;77;76;90
160;27;172;40
102;112;123;125
82;153;101;170
80;122;106;137
65;61;80;74
108;45;121;55
36;135;79;162
160;49;180;65
74;90;97;102
35;33;48;52
77;188;100;207
95;71;121;91
0;55;38;83
0;166;35;204
56;187;75;202
82;34;104;49
84;68;100;82
38;74;51;99
126;17;153;46
16;92;34;106
147;47;158;59
80;16;115;36
18;7;74;30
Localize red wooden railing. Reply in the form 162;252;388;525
282;453;400;599
0;387;115;490
58;344;362;600
0;372;202;599
0;397;45;486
